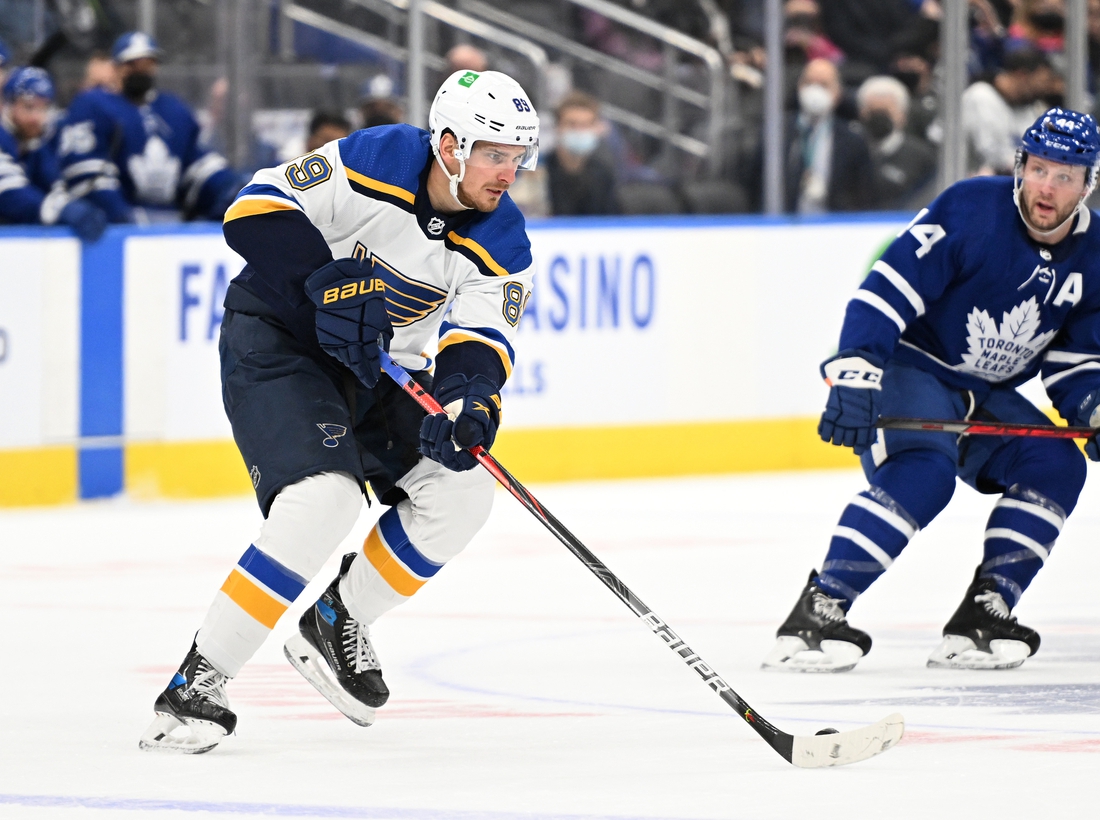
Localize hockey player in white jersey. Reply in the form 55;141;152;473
763;108;1100;673
140;70;539;753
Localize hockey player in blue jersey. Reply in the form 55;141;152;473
139;70;539;753
54;32;240;223
0;67;106;240
763;107;1100;673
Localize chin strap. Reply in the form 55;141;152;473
434;149;472;211
1013;170;1086;240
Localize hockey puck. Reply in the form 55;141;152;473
815;728;839;735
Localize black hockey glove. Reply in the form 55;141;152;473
818;350;884;455
1075;390;1100;461
304;258;393;389
419;374;501;472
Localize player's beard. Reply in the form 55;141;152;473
1023;188;1080;232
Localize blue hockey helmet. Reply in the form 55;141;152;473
1019;107;1100;170
2;67;55;103
111;31;162;64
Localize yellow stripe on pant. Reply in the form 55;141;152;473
219;568;290;629
362;526;427;597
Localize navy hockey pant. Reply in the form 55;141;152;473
816;362;1086;610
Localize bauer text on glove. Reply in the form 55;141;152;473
304;258;394;388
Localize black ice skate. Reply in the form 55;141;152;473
284;552;389;726
761;570;873;673
138;640;236;754
927;570;1040;670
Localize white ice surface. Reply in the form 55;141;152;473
1;468;1097;819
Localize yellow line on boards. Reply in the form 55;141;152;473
1;419;862;506
0;446;77;507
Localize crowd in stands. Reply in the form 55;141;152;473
3;0;1100;233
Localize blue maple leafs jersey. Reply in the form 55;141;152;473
54;87;236;221
837;176;1100;424
0;120;66;224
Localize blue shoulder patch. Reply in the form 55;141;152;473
448;194;532;277
339;124;430;201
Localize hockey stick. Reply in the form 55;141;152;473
877;417;1096;439
380;350;903;768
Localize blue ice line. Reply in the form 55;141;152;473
0;794;705;820
404;628;1100;736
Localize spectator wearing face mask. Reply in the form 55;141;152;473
857;75;937;211
542;91;620;216
783;58;875;213
54;32;243;223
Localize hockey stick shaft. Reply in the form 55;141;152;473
877;416;1096;439
378;351;796;762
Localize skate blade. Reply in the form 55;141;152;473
792;712;905;768
138;712;227;754
761;636;864;673
927;635;1031;669
284;633;376;727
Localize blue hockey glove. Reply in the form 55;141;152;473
818;351;884;455
304;258;393;389
58;198;107;242
1075;390;1100;461
419;374;502;472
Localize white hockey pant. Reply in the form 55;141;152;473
197;471;363;677
340;456;496;625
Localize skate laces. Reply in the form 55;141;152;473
975;589;1013;621
811;591;847;622
189;659;231;709
341;619;381;673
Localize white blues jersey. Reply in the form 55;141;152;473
55;87;233;221
838;176;1100;422
221;124;533;389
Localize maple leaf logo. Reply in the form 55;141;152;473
958;297;1055;381
127;135;181;205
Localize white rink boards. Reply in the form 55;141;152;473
0;468;1097;819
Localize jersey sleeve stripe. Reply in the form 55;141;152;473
1041;360;1100;387
438;328;514;379
237;182;298;202
0;174;30;194
871;260;925;316
223;196;301;223
851;290;906;333
344;167;416;205
445;230;510;277
1043;350;1100;364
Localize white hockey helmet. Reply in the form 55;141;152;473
428;70;539;207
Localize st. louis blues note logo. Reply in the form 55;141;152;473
317;423;348;448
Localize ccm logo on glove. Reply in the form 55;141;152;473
323;279;383;304
823;357;883;388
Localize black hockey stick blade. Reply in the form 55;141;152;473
379;351;904;768
877;417;1096;439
